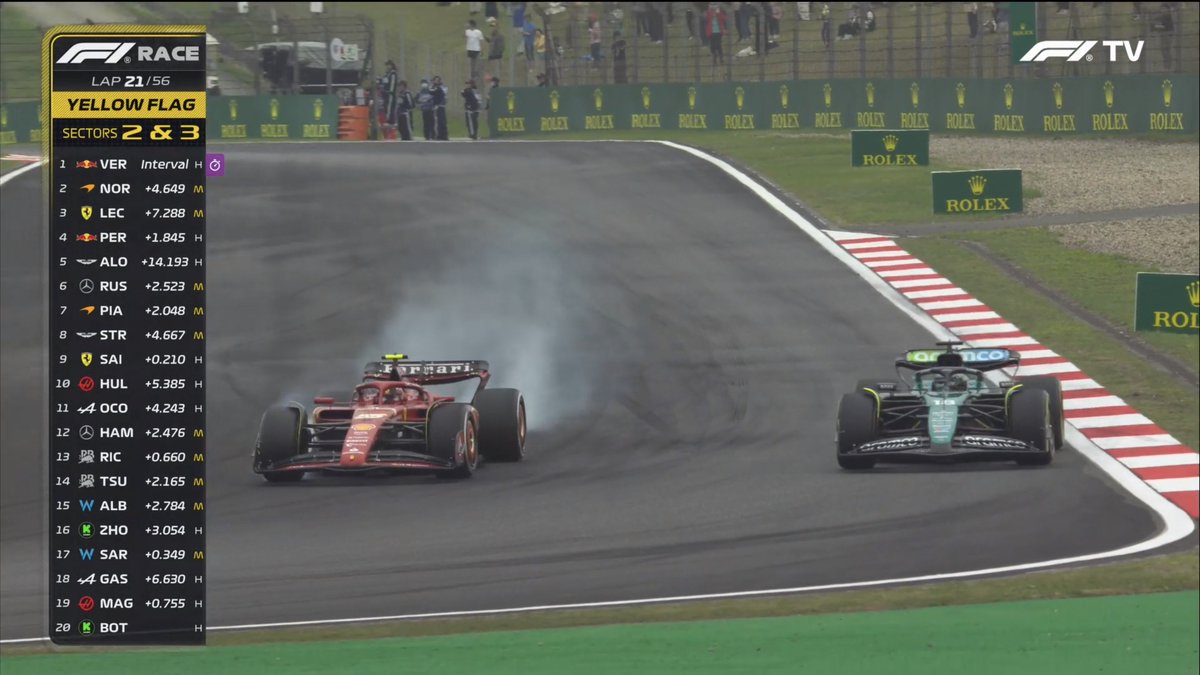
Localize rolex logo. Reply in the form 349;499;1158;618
1188;280;1200;308
779;84;789;109
1162;79;1173;108
549;90;560;113
230;99;238;120
735;86;745;110
506;90;516;113
593;88;603;111
641;86;652;110
956;82;966;109
270;98;280;120
687;86;697;110
314;98;324;120
910;82;920;109
1103;80;1114;109
865;82;875;108
823;83;832;109
968;175;987;197
882;135;899;152
1004;83;1014;110
1052;82;1063;110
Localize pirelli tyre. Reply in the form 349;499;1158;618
255;404;306;483
1017;376;1065;449
836;392;878;470
429;403;479;479
473;388;526;462
1008;389;1054;466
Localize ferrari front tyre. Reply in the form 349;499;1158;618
255;404;306;483
1008;389;1054;466
473;388;526;462
836;392;878;470
429;403;478;479
1018;376;1064;449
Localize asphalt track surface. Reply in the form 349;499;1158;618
0;142;1164;640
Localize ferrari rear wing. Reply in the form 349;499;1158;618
362;358;491;386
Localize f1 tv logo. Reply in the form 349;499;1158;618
57;42;135;65
1020;40;1144;63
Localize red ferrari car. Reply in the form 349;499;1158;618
253;355;526;482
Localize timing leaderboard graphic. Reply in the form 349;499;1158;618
46;26;207;645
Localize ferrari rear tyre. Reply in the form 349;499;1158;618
473;389;526;462
429;403;478;479
836;392;878;470
1009;389;1054;466
256;405;305;483
1018;376;1064;449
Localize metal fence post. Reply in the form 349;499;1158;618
915;2;923;79
886;4;894;78
664;22;670;83
791;8;799;80
944;4;953;77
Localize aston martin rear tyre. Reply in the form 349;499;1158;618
255;404;306;483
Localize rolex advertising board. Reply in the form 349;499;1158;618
1134;273;1200;334
489;76;1195;137
931;169;1023;214
206;95;339;140
851;130;929;166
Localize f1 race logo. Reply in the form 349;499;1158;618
1020;40;1144;63
57;42;136;64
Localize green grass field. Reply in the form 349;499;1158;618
3;590;1197;675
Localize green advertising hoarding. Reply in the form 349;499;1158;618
0;101;43;145
206;95;340;141
1134;273;1200;334
1009;2;1039;64
489;75;1196;137
850;129;929;166
931;169;1023;214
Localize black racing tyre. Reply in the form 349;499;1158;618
1018;376;1064;450
473;388;526;462
255;404;305;483
1008;389;1054;466
836;392;878;470
429;403;478;479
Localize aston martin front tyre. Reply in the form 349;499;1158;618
836;392;878;470
1009;389;1054;466
255;404;306;483
1018;376;1064;449
473;388;526;462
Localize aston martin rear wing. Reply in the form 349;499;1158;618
895;346;1020;373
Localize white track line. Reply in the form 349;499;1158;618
1;142;1193;644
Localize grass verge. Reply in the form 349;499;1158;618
2;550;1194;653
1;589;1197;674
